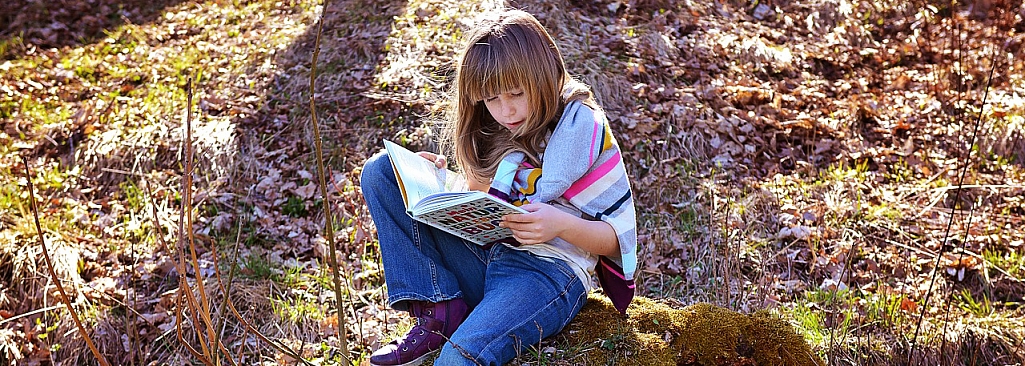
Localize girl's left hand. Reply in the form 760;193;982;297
416;151;447;169
500;203;570;245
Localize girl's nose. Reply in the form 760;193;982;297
503;100;515;116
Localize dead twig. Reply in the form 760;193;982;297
909;33;1001;366
171;77;216;366
175;290;212;364
215;185;255;358
215;275;314;366
166;79;311;366
307;0;351;361
22;156;112;366
0;304;64;326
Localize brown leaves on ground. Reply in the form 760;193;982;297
1;0;1025;364
1;0;188;59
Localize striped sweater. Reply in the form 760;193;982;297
489;101;638;314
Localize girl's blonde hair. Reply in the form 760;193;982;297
446;9;599;184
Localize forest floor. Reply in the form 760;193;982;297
2;0;1024;365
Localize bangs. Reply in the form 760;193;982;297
459;34;532;102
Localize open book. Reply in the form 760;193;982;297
383;140;527;245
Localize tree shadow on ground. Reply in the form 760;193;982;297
0;0;414;363
188;0;414;360
1;0;189;59
248;0;421;175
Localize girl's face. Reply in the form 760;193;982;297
483;87;529;131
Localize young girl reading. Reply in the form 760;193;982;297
360;8;638;366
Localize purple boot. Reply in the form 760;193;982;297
370;298;469;366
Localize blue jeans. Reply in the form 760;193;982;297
360;152;588;366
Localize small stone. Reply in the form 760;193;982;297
752;4;774;20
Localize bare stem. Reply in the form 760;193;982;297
308;0;352;360
907;25;1001;366
21;157;111;366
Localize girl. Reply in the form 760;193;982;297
360;9;637;366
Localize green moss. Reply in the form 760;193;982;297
564;295;824;366
749;310;822;366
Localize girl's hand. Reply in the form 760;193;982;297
503;203;620;256
500;203;570;245
416;151;447;169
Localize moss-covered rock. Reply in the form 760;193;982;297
561;294;824;366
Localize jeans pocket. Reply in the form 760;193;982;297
553;259;578;282
519;250;575;283
549;257;577;286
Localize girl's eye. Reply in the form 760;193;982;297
511;91;524;97
484;96;498;102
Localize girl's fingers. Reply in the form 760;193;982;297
416;151;436;160
512;232;538;245
502;220;533;231
415;151;447;168
508;224;541;238
503;213;536;223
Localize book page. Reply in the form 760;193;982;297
383;140;464;208
412;192;526;245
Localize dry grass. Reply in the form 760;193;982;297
2;0;1024;364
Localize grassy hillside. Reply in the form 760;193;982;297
1;0;1023;364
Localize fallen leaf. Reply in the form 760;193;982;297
899;297;919;313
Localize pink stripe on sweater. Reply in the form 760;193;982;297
564;151;621;200
601;260;627;280
588;121;600;164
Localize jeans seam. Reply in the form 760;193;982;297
489;244;506;262
562;287;587;330
553;258;574;281
411;219;442;300
464;240;487;263
472;262;582;362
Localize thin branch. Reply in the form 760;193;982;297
128;181;141;366
216;276;314;366
234;326;250;362
0;304;64;326
175;290;214;365
146;183;209;364
907;30;1001;365
307;0;351;360
182;77;221;361
149;171;246;366
205;234;239;366
215;186;256;356
181;277;215;363
22;157;111;366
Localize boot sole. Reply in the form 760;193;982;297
369;349;438;366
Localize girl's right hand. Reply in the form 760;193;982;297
416;151;447;169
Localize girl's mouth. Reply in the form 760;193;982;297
503;120;523;129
